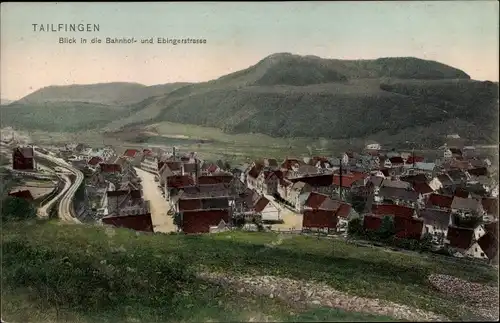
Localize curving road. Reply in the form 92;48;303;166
34;151;83;223
37;174;71;218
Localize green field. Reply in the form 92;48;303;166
2;220;497;322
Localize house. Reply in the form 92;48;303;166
445;226;488;259
123;149;140;159
286;181;313;212
198;174;234;186
412;182;434;199
141;155;159;173
443;148;453;159
482;198;499;220
400;174;428;185
335;203;357;232
280;158;304;171
394;216;424;240
88;156;104;167
371;203;415;219
389;156;405;167
420;209;452;244
254;196;281;222
164;175;196;201
181;209;230;234
303;192;329;210
12;146;35;170
330;172;368;199
106;189;143;215
256;170;279;195
477;222;499;262
8;189;34;201
450;196;484;216
263;158;279;169
426;194;454;210
375;186;421;208
363;214;384;231
428;177;444;192
405;155;425;165
102;213;154;232
246;163;264;190
302;209;338;234
99;163;122;173
381;179;412;190
201;163;221;175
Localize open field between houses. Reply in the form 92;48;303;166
2;220;497;322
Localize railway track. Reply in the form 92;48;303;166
34;151;83;223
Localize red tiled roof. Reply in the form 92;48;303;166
304;192;329;209
468;167;488;177
181;209;230;234
198;175;233;185
8;190;34;201
371;204;414;219
406;156;425;164
99;163;122;173
389;156;405;164
281;158;303;170
123;149;140;158
335;203;352;219
254;197;270;212
363;214;383;231
273;170;285;180
289;174;333;187
179;198;203;211
427;194;453;209
394;217;423;240
88;156;104;166
248;164;264;179
413;182;433;195
15;147;34;158
482;198;499;216
446;226;474;250
303;209;337;229
167;175;195;189
102;213;153;232
332;172;367;188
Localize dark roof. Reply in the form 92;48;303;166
254;197;270;212
248;164;264;179
304;192;329;209
319;198;341;211
166;161;182;172
102;213;153;232
420;209;451;228
198;175;233;185
446;226;474;250
378;186;419;202
468;167;488;177
427;194;454;209
368;176;384;187
477;232;498;260
451;197;482;213
178;199;203;211
401;174;428;184
412;182;434;195
371;204;414;219
88;156;104;166
166;175;195;189
290;174;333;188
453;188;470;198
99;163;122;173
406;156;425;164
183;162;198;174
281;158;304;170
303;209;337;229
484;222;499;240
449;148;463;155
482;198;499;216
389;156;404;164
16;147;34;158
8;189;34;200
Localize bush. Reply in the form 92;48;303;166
377;216;395;241
2;196;37;222
347;218;364;236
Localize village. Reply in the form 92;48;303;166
3;135;499;264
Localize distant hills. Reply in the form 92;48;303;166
1;53;498;145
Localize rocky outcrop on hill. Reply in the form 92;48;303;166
197;271;448;321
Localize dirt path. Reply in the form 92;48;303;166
197;271;448;322
134;168;177;233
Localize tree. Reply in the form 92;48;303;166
173;212;182;228
420;233;434;252
2;196;37;222
347;217;364;236
377;216;395;240
351;195;367;214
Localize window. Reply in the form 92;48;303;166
475;247;478;252
426;226;429;233
481;252;485;257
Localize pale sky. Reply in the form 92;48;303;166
1;1;498;100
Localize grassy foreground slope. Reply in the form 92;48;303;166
2;220;497;322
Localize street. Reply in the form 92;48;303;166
134;168;177;233
263;193;303;231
